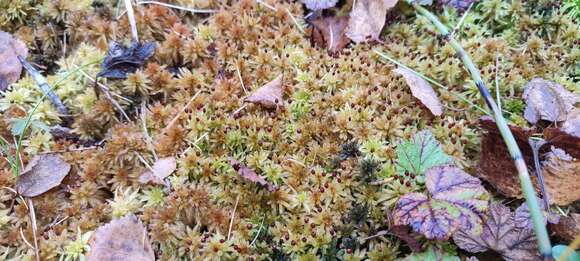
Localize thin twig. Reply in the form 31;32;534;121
77;68;132;102
361;230;389;241
137;0;217;13
236;65;248;94
494;52;502;110
161;90;202;135
77;68;131;121
227;195;240;241
286;8;305;34
140;102;158;161
256;0;277;11
39;146;100;154
232;103;249;116
27;198;40;261
124;0;139;42
135;152;155;173
19;227;34;249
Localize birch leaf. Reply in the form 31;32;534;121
0;31;28;91
138;157;176;185
394;67;443;116
522;78;579;124
346;0;398;43
394;166;489;240
229;158;277;191
310;16;350;55
245;74;284;109
87;214;155;261
16;154;71;197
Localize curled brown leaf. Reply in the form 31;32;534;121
0;31;28;91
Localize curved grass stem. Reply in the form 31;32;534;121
411;3;552;258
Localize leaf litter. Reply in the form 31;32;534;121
244;74;285;109
394;67;444;116
15;154;71;197
310;16;350;55
138;156;177;185
346;0;398;43
97;41;156;79
229;158;277;191
0;31;28;92
522;78;579;124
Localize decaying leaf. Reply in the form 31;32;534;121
310;16;350;55
0;31;28;92
301;0;338;10
244;74;284;109
97;41;156;79
394;67;443;116
346;0;398;43
540;147;580;205
522;78;579;124
138;157;176;185
16;154;71;197
514;198;559;230
453;202;540;261
550;213;580;242
478;117;580;204
389;225;423;252
87;214;155;261
403;246;460;261
477;116;536;198
229;158;276;191
544;108;580;158
394;165;489;240
395;130;452;183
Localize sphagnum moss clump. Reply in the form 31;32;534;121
0;0;577;259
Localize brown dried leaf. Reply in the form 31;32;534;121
540;147;580;205
310;16;350;55
522;78;579;124
229;158;276;191
16;154;71;197
477;117;580;205
477;116;536;198
138;157;176;185
244;74;284;109
550;213;580;242
544;108;580;158
0;31;28;92
394;67;443;116
345;0;398;43
87;214;155;261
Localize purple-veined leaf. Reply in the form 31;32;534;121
395;130;452;183
453;202;540;261
394;165;489;240
514;198;559;230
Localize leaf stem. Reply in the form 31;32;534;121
411;3;551;257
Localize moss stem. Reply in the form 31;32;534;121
412;3;552;258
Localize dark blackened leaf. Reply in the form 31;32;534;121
97;41;156;79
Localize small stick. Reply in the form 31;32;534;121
141;102;158;161
19;227;34;249
236;65;248;94
124;0;139;42
286;8;305;34
137;0;218;13
227;195;240;240
77;68;131;121
27;198;40;261
256;0;277;11
361;230;389;241
17;56;70;119
39;146;100;154
232;103;249;116
161;90;202;135
494;52;502;110
450;2;474;37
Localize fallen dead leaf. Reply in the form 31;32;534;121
549;213;580;242
477;117;580;205
0;31;28;92
544;108;580;158
310;16;350;55
87;214;155;261
244;74;284;109
229;158;277;191
16;154;71;197
301;0;338;10
345;0;398;43
394;67;443;116
97;41;156;79
522;78;579;124
540;147;580;205
138;157;176;185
